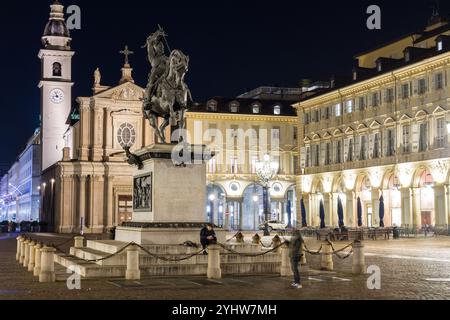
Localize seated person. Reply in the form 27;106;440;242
200;223;217;254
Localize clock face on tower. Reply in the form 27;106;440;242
49;88;64;104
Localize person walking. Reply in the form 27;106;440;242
289;229;304;289
200;223;217;255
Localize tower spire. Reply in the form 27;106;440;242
42;0;71;50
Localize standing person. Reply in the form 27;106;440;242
200;224;217;255
289;229;304;289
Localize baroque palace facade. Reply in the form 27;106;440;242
294;15;450;230
186;92;299;231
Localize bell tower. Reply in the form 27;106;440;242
38;1;74;171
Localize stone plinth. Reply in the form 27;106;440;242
115;144;218;245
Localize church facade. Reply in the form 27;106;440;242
38;2;300;233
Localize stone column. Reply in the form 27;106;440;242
28;241;37;272
412;188;422;229
323;193;333;227
434;185;448;227
104;108;113;156
320;241;333;271
400;188;413;226
125;245;141;280
352;241;366;274
19;238;26;264
74;236;85;249
105;176;114;229
39;246;56;283
371;189;380;227
78;175;87;233
23;240;31;268
206;245;222;279
33;243;43;277
346;191;356;227
16;235;23;261
280;243;292;277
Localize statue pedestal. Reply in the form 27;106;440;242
115;144;225;245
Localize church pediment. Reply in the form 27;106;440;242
94;82;145;101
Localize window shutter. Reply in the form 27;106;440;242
320;142;326;166
300;147;306;169
412;80;417;95
411;124;419;153
368;134;374;158
354;136;361;161
382;130;388;156
344;138;349;162
332;141;337;163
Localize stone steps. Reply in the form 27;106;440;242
55;253;281;278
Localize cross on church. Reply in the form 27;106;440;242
120;45;134;66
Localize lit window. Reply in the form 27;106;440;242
436;73;444;90
418;78;427;95
229;101;239;113
402;83;410;99
273;105;281;115
405;51;410;62
346;100;353;113
252;103;260;114
437;41;443;51
335;103;342;117
207;100;218;112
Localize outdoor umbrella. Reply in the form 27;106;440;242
300;198;307;227
379;195;385;227
337;196;344;228
357;197;363;227
319;199;326;229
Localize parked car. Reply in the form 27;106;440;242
258;220;287;232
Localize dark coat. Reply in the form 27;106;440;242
200;227;217;245
289;232;304;259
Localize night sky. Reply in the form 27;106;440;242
0;0;447;167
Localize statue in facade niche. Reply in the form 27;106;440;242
94;67;101;86
142;26;194;143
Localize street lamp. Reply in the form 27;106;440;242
255;154;279;222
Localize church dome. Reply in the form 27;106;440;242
43;1;70;37
43;19;70;37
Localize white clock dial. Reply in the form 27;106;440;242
50;89;64;104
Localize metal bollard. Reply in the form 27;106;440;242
23;240;31;268
320;241;334;271
125;244;141;280
19;237;26;264
352;241;366;274
16;235;24;261
33;243;43;277
28;241;37;272
74;236;85;249
39;246;56;283
280;243;293;277
206;245;222;279
300;242;307;266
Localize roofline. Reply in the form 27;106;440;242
295;50;450;108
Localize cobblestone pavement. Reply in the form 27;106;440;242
1;233;450;300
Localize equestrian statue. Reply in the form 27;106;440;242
142;26;194;143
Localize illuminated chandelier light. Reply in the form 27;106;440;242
255;154;279;186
